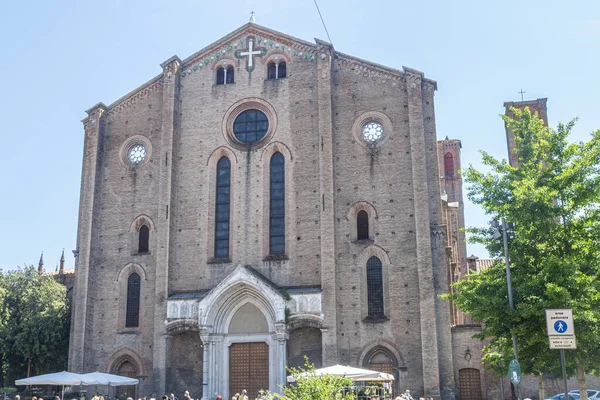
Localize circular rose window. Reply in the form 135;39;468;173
233;109;269;145
127;144;147;165
362;121;384;143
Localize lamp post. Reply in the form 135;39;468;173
492;218;519;400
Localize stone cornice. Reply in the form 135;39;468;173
105;76;163;119
403;66;437;90
336;52;404;82
182;23;317;71
81;102;107;130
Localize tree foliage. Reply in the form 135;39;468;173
282;358;355;400
449;108;600;383
0;266;70;386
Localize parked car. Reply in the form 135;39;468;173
569;390;600;399
545;394;580;400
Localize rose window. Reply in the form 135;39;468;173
128;144;147;165
362;121;384;143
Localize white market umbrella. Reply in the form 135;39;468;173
15;371;83;386
15;371;83;400
287;364;394;383
79;372;139;386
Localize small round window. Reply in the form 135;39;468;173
233;109;269;145
362;121;384;143
128;144;147;165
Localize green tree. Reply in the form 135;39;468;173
449;107;600;400
0;265;70;385
283;358;355;400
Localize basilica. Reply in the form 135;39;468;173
68;22;482;400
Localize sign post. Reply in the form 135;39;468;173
546;309;576;400
508;359;521;386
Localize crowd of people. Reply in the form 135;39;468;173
125;390;250;400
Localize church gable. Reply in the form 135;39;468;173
179;23;319;79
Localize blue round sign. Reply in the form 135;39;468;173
554;320;568;333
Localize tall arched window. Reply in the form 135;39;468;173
215;157;231;258
270;152;285;254
138;225;149;253
126;273;141;328
267;63;277;80
226;66;235;84
279;62;287;78
357;210;369;240
267;62;287;80
366;256;384;317
216;68;225;85
444;152;454;177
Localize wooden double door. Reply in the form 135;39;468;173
459;368;483;400
229;342;269;399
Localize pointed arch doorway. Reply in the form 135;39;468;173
195;265;288;400
228;303;270;399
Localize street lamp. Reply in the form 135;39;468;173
491;218;519;399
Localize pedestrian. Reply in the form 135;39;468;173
55;396;61;400
169;394;177;400
239;390;248;400
183;392;190;400
215;396;223;400
15;396;20;400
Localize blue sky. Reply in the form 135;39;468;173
0;0;598;271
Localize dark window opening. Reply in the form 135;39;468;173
270;152;285;254
267;62;287;80
226;66;235;84
267;63;277;80
444;152;454;177
125;273;141;328
215;157;231;258
367;256;384;317
138;224;149;253
278;62;287;78
357;210;369;240
216;68;225;85
233;109;269;145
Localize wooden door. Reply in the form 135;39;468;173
230;342;269;399
459;368;482;400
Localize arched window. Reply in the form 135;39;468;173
444;152;454;177
366;256;384;317
217;66;234;85
215;157;231;258
357;210;369;240
125;273;141;328
226;66;235;84
279;62;287;78
270;152;285;254
216;67;225;85
138;225;149;253
267;63;277;79
267;62;287;80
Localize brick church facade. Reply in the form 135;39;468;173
69;23;482;400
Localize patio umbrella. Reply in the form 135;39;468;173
287;364;395;383
79;372;138;386
15;371;83;386
15;371;83;400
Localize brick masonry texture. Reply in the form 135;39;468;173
70;23;474;400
